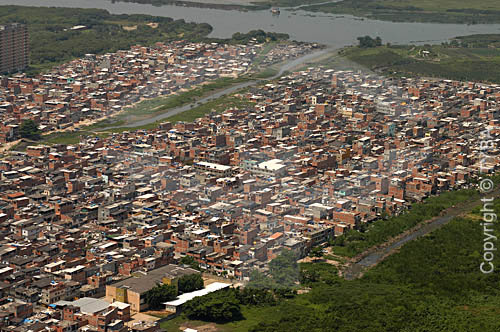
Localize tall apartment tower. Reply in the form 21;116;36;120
0;23;29;74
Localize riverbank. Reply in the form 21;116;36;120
299;0;500;24
341;186;500;280
4;0;500;47
95;45;330;130
112;0;271;11
90;76;251;129
112;0;500;23
339;35;500;84
7;46;330;148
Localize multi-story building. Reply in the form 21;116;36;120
0;23;29;73
105;265;199;312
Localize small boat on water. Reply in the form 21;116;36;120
271;7;280;15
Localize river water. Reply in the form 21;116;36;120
1;0;500;47
343;214;457;280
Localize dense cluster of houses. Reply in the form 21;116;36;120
0;40;318;143
0;45;499;331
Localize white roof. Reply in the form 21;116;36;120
196;161;232;171
258;159;285;171
164;282;231;307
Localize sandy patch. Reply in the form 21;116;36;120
180;323;219;332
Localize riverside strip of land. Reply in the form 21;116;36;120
332;34;500;84
8;42;327;149
111;0;500;23
295;0;500;23
342;186;500;280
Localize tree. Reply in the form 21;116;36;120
236;287;277;306
178;273;204;294
20;119;41;140
309;246;323;258
143;283;177;310
179;255;201;271
357;36;383;48
247;269;276;289
183;289;242;322
269;250;300;288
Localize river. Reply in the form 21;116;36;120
342;189;500;280
343;213;457;280
1;0;500;47
101;47;333;128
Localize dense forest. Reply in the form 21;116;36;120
165;196;500;331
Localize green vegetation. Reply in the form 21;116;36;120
178;274;204;294
259;0;330;7
144;274;203;309
112;0;271;11
300;0;500;24
179;256;201;271
144;283;177;310
38;131;110;146
164;92;255;124
247;250;300;291
357;35;382;48
91;77;250;129
163;196;500;331
183;288;243;322
250;67;278;79
341;35;500;84
330;189;477;257
309;246;323;258
26;84;254;146
112;0;331;11
167;287;278;327
225;30;289;45
19;119;41;140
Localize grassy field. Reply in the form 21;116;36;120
165;93;255;123
89;77;250;129
340;35;500;83
300;0;500;23
160;305;281;332
14;86;255;147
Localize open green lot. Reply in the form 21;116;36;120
89;77;251;129
340;35;500;83
13;85;254;147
